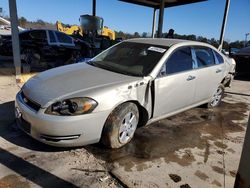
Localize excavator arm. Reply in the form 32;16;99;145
56;21;83;36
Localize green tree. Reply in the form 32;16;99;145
209;38;219;48
229;40;245;49
18;16;27;27
36;19;45;26
142;32;147;38
133;32;140;38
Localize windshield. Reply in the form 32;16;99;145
88;42;168;77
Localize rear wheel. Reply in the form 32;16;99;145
101;103;139;148
207;84;224;108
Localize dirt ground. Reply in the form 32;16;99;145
0;63;249;188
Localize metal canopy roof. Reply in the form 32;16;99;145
119;0;207;9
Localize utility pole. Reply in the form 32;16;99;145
245;33;249;47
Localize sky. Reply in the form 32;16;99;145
0;0;249;42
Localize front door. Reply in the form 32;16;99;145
153;46;196;118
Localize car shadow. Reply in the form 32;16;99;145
0;147;78;187
0;101;72;152
0;59;73;77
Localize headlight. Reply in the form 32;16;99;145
45;97;98;116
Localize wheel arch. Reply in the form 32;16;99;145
221;75;232;87
103;100;149;129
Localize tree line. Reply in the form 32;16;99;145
115;31;249;49
3;16;248;49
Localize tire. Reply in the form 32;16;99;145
101;103;139;148
207;84;225;108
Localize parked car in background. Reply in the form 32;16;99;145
229;47;240;55
231;46;250;76
0;29;90;70
15;38;236;148
221;49;229;56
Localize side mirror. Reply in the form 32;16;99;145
158;64;167;77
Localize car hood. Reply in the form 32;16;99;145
22;63;139;107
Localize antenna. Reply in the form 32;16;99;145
245;33;249;47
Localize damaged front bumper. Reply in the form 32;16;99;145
15;92;110;147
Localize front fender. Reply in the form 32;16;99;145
87;77;153;116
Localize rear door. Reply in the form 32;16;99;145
192;46;225;103
154;46;197;118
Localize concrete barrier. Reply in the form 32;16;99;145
234;114;250;188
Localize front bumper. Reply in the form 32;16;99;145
15;92;110;147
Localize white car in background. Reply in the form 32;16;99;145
15;38;236;148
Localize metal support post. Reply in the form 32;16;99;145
234;115;250;188
8;0;21;82
218;0;230;51
157;0;165;38
151;8;157;38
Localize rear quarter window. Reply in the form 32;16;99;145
48;31;56;43
55;31;73;44
214;50;224;64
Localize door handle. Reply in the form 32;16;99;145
216;69;222;73
187;75;196;81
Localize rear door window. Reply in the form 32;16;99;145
194;46;215;68
165;47;193;75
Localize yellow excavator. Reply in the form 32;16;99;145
56;15;115;40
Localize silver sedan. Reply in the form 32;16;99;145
15;38;236;148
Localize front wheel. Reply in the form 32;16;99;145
101;103;139;148
207;84;225;108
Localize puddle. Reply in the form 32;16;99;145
194;170;209;181
212;166;224;174
212;180;222;187
169;174;182;183
86;102;249;171
0;174;30;188
180;184;191;188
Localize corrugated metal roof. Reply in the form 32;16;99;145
119;0;207;8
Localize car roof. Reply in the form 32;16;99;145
126;38;210;48
235;46;250;56
19;29;59;34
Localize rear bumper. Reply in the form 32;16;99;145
15;92;110;147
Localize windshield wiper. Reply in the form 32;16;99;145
86;61;102;68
